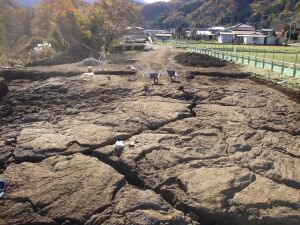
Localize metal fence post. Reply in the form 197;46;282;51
255;50;258;67
248;47;251;64
242;53;244;64
293;53;298;78
227;45;229;60
271;52;275;72
263;51;266;69
281;52;285;74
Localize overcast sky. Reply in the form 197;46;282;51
145;0;169;3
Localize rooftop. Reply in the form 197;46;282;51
261;29;274;31
231;30;262;35
208;27;226;30
155;33;172;37
237;34;266;37
219;32;234;35
228;23;255;31
197;31;212;35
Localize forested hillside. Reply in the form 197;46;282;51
14;0;145;7
142;0;300;29
0;0;141;66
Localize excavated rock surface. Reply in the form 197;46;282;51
0;154;190;225
0;70;300;225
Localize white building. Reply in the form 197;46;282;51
260;29;278;45
240;34;266;45
208;27;226;35
155;33;172;41
228;24;255;32
265;36;277;45
197;30;212;36
218;32;234;43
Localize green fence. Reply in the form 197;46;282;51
168;40;300;78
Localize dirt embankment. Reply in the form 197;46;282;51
0;45;300;225
174;52;227;67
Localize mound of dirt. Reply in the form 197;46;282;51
78;58;100;67
174;52;227;67
111;44;147;53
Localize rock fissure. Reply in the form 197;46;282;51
244;165;300;190
1;45;300;225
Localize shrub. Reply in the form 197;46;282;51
28;41;58;62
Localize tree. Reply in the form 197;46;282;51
31;0;89;47
190;28;197;40
30;0;141;51
0;0;32;47
0;0;142;65
175;26;185;39
93;0;141;50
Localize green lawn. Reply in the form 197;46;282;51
166;40;300;65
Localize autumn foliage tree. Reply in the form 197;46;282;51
0;0;33;66
31;0;141;51
0;0;32;47
0;0;141;66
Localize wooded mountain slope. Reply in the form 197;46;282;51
142;0;300;29
14;0;145;7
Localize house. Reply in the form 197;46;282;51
197;27;226;37
123;27;146;43
208;27;226;35
197;30;213;40
261;29;274;36
228;23;255;31
227;23;258;43
144;29;169;36
155;33;172;41
196;27;225;40
123;35;146;43
260;29;278;45
125;26;144;35
265;36;277;45
218;32;234;43
239;34;266;45
217;24;258;44
196;30;211;36
217;23;278;45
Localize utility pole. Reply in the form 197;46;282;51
260;12;264;29
288;1;296;43
288;22;292;43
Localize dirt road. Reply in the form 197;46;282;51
0;45;300;225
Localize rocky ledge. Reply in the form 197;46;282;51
0;71;299;225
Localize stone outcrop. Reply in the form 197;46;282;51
0;46;300;225
0;154;191;225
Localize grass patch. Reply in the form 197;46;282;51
163;41;300;65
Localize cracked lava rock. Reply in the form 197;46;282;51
0;45;300;225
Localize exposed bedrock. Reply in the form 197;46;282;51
0;154;191;225
0;71;300;225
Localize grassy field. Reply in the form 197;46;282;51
165;40;300;65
